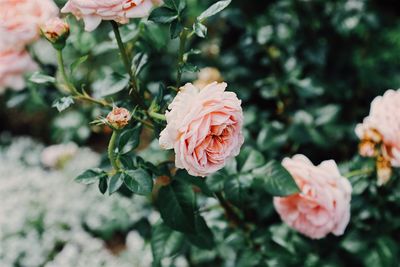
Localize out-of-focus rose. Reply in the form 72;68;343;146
194;67;223;89
41;143;78;169
106;107;131;129
159;82;244;177
61;0;162;32
41;17;70;49
0;0;59;50
0;49;37;93
273;155;352;239
355;90;400;166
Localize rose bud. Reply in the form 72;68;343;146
41;17;70;50
106;107;131;130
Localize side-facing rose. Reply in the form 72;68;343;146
0;0;59;50
61;0;162;31
273;155;352;239
0;49;37;93
356;89;400;167
159;82;244;177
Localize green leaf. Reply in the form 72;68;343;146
149;7;178;23
224;176;246;205
117;124;142;154
29;72;55;84
240;149;265;173
198;0;232;21
132;53;148;76
163;0;186;12
75;168;107;185
96;75;129;97
175;170;213;197
52;96;74;112
70;55;89;74
252;160;300;196
119;155;135;169
123;169;153;195
187;215;215;249
170;19;183;39
98;176;108;194
193;21;207;38
151;222;185;263
179;62;199;73
109;173;124;195
157;180;196;233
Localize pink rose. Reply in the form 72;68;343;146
273;155;352;239
159;82;244;177
41;17;70;45
61;0;162;32
0;0;59;50
0;49;38;93
355;89;400;167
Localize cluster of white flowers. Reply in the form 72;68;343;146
0;138;154;267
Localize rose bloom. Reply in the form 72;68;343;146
159;82;244;177
61;0;162;31
0;49;37;93
273;155;352;239
106;107;131;129
41;17;70;44
0;0;59;50
355;89;400;167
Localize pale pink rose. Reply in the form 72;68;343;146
355;89;400;166
61;0;162;32
41;17;70;44
159;82;244;177
0;49;38;93
0;0;59;50
273;155;352;239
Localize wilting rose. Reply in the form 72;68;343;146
106;107;131;129
273;155;352;239
159;82;244;177
61;0;162;32
355;90;400;167
41;17;70;47
0;0;59;50
0;49;37;93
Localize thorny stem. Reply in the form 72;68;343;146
56;50;79;95
110;21;146;109
56;50;111;107
176;29;188;88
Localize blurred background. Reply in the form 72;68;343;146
1;0;400;266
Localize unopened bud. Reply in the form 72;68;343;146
106;107;131;129
41;17;70;50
